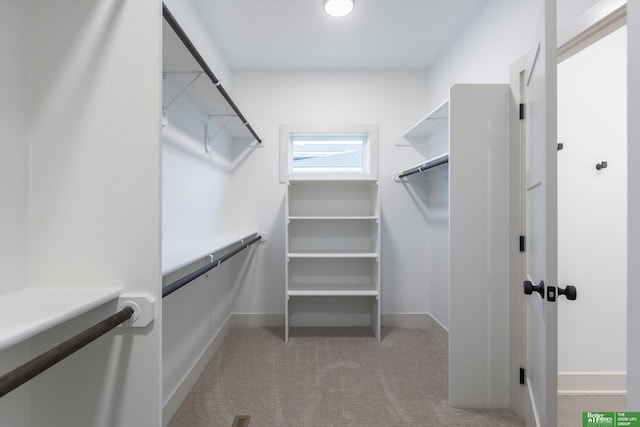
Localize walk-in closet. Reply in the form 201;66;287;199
1;1;638;426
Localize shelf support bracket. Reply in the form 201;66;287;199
162;72;203;112
204;114;238;152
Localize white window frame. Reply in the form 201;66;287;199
279;124;379;182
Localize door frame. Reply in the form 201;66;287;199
508;0;629;419
629;0;640;410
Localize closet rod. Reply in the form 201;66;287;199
0;306;135;398
162;3;262;143
162;234;263;298
397;154;449;179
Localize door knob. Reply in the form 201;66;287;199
558;285;577;301
523;280;545;298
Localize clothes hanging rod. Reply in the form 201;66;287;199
162;234;263;298
0;306;134;398
396;153;449;180
162;3;262;143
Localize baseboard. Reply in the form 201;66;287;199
232;313;450;341
381;313;449;344
558;372;627;395
232;313;285;328
290;313;371;327
162;314;235;427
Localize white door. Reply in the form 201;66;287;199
521;0;557;425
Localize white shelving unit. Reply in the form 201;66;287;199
404;100;449;142
400;84;512;408
285;179;381;342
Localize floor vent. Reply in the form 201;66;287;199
231;415;251;427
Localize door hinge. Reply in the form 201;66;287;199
520;367;526;385
519;103;525;120
519;235;525;252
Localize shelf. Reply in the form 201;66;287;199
162;9;259;142
288;290;378;297
288;257;378;293
404;100;449;140
288;216;378;220
288;219;378;254
0;287;123;351
288;253;379;259
288;178;380;183
288;181;379;217
162;231;258;275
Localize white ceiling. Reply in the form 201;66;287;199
187;0;490;70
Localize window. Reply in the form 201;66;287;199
280;125;378;182
291;133;367;173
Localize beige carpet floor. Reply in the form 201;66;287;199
168;327;524;427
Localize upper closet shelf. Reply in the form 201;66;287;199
162;4;261;143
0;286;123;351
162;231;260;276
404;100;449;141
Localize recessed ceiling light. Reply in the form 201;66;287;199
324;0;354;18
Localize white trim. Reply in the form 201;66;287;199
558;373;627;395
558;1;626;63
279;124;379;183
509;53;529;420
381;313;449;344
232;313;285;328
232;312;449;340
527;380;542;427
162;314;234;427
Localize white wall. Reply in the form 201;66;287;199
229;70;435;319
0;3;31;422
0;1;163;426
0;0;30;295
557;26;627;391
161;78;253;417
627;0;640;411
424;0;600;112
423;1;538;112
161;89;237;248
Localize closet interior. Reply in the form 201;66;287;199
1;1;631;426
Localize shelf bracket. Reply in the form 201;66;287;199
207;115;237;142
162;71;203;112
204;114;238;152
